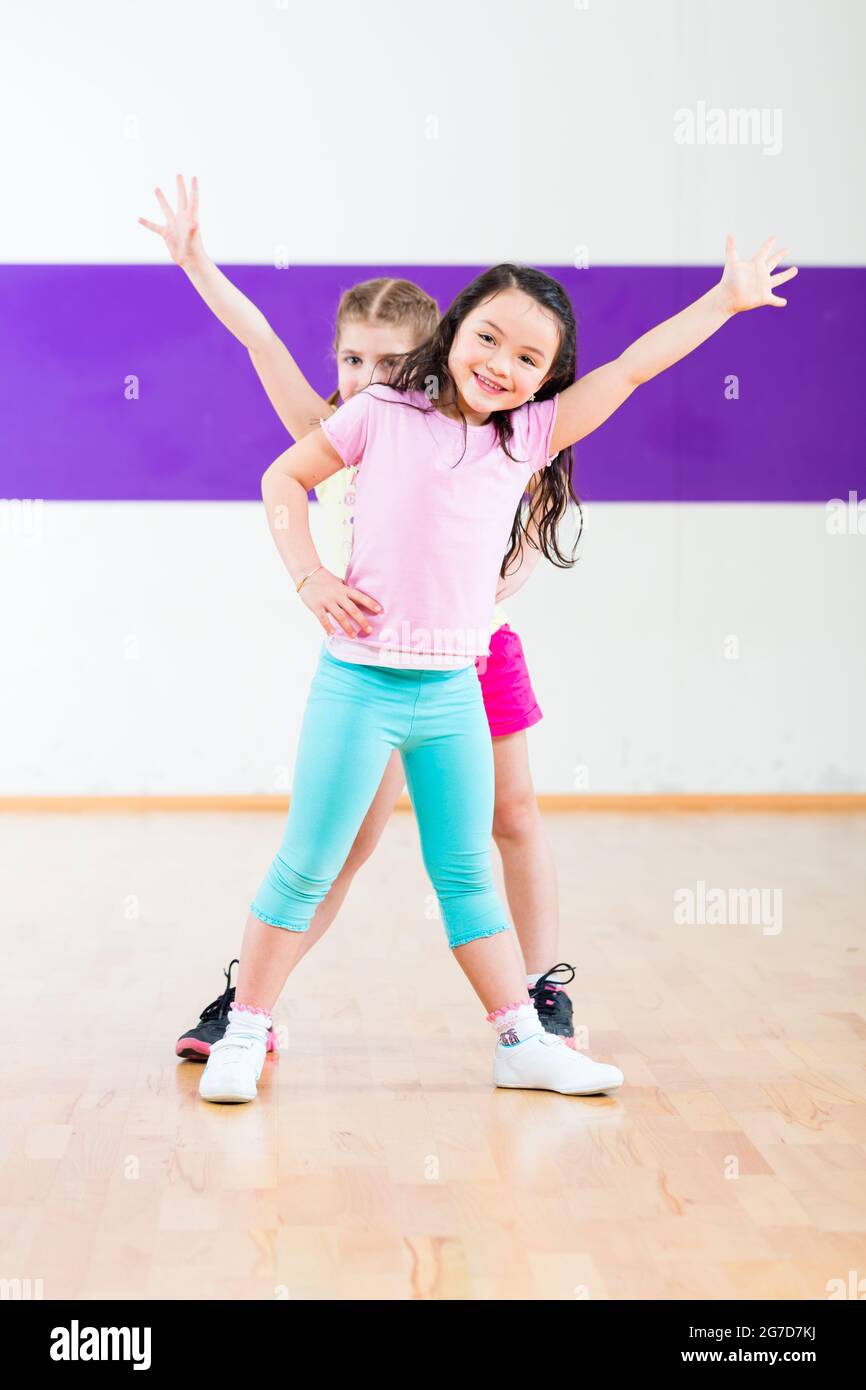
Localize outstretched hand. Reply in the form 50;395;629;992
718;235;798;313
138;174;203;268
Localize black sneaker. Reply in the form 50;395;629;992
529;963;577;1049
175;958;277;1060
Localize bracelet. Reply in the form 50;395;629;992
296;564;324;594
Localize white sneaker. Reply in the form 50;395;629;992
198;1034;267;1103
494;1031;624;1095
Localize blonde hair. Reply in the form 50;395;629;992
326;277;439;407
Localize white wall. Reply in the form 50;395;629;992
1;0;863;266
2;501;863;793
1;0;863;793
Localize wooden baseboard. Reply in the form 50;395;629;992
0;794;863;813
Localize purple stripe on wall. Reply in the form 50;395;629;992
0;265;862;502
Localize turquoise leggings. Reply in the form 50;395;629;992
250;647;512;949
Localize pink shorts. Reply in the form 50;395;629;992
474;624;543;738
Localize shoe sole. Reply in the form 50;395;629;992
177;1035;278;1061
176;1039;211;1060
494;1076;623;1096
199;1090;257;1103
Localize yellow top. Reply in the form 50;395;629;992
314;463;358;577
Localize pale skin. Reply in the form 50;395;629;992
141;177;798;1016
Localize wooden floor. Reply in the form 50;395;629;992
2;810;865;1301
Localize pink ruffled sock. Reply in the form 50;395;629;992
486;997;544;1048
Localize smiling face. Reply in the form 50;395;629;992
336;320;420;401
445;287;561;423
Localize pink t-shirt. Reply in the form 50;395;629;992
318;385;559;669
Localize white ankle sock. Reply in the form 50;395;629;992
224;1003;272;1043
487;1000;544;1047
526;972;543;987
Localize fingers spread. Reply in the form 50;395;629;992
756;235;777;262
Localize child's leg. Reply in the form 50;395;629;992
292;748;405;965
236;652;400;1010
399;670;528;1007
450;928;530;1013
479;628;578;1044
491;730;559;974
400;691;624;1091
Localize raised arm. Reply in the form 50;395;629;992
261;429;381;638
548;235;799;457
139;175;332;440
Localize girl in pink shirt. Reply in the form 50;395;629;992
146;178;585;1062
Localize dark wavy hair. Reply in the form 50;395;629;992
375;262;582;576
